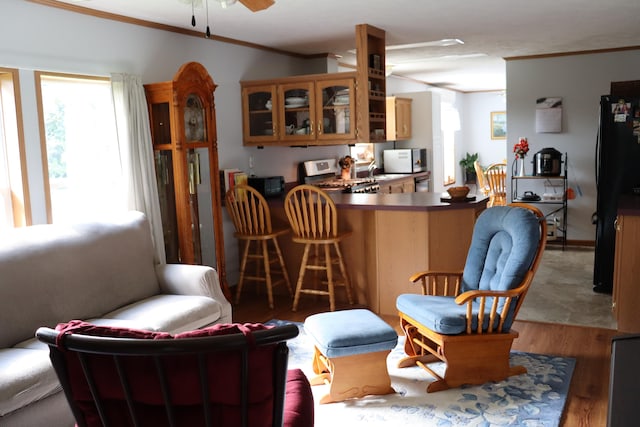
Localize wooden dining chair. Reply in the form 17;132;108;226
284;185;354;312
226;184;292;309
485;162;507;207
474;160;490;197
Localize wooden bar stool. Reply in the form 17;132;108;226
284;185;354;312
226;184;292;309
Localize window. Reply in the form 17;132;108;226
442;103;460;186
0;68;29;229
35;73;125;223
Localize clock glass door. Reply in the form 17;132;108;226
184;94;206;142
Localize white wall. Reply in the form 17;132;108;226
0;0;342;286
461;92;507;169
506;49;640;241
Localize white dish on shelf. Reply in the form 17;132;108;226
285;103;307;109
332;100;349;106
285;97;307;105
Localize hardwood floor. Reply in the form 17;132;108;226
232;292;616;427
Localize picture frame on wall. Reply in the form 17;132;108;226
491;111;507;140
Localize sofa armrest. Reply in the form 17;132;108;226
155;264;232;323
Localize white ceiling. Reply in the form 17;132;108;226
48;0;640;92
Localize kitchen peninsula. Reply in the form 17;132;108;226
271;192;488;315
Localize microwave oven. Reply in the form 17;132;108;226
383;148;427;173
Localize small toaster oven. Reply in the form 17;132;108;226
248;176;285;198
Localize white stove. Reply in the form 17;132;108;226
299;159;380;193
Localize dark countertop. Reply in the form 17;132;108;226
327;192;488;212
618;194;640;216
269;191;487;212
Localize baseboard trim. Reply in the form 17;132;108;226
567;239;595;247
546;239;595;248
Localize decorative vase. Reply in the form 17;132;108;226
341;168;351;180
518;157;526;177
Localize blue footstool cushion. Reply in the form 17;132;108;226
304;309;398;358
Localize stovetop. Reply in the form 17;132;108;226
299;158;380;193
310;177;377;188
307;176;380;193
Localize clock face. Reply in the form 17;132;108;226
184;93;205;142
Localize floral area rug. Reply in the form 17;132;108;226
267;320;575;427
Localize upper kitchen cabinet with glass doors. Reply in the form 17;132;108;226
241;84;278;144
315;76;356;143
278;81;315;143
241;72;357;147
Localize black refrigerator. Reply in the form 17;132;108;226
593;95;640;293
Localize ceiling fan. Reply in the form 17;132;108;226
184;0;275;12
182;0;274;38
237;0;275;12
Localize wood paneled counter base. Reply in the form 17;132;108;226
271;192;488;315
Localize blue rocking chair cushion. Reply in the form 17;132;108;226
461;207;540;295
396;295;503;335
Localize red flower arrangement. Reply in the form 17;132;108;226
513;137;529;159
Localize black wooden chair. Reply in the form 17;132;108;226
36;321;313;427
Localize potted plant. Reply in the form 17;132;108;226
459;152;478;184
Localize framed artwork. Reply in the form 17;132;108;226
491;111;507;140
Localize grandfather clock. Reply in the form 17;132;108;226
144;62;229;299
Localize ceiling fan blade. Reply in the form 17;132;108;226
239;0;275;12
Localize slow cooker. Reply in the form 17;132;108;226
533;148;562;176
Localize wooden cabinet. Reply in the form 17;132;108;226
378;176;415;194
613;213;640;332
241;73;357;146
241;84;278;145
386;97;412;140
240;24;386;145
355;24;387;143
144;62;228;297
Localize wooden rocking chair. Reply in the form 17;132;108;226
396;203;546;392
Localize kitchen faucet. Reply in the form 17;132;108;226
368;161;377;178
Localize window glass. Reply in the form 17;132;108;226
0;69;28;229
37;73;125;223
442;103;460;186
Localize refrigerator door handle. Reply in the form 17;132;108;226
596;102;603;188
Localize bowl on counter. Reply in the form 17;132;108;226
446;186;470;200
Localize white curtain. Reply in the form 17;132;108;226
110;73;166;264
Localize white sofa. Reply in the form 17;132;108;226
0;211;232;426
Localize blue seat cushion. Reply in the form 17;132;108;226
304;309;398;358
396;294;503;335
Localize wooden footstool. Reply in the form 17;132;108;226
303;309;398;404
